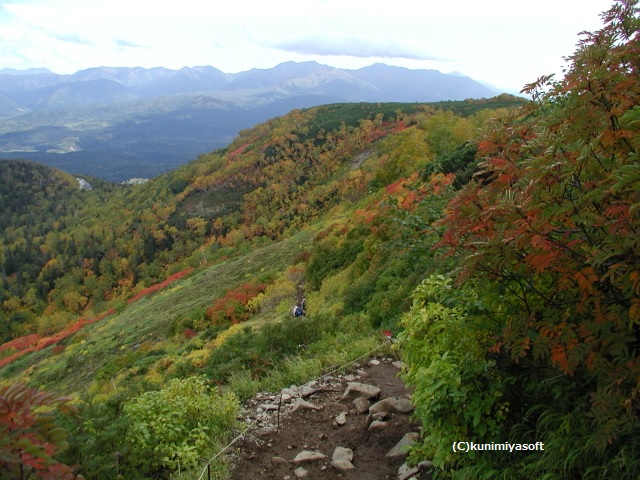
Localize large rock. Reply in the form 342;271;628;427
367;397;414;423
291;398;322;412
386;432;420;459
331;446;355;471
340;382;381;401
293;450;326;463
353;397;370;414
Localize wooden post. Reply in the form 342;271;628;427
277;394;282;431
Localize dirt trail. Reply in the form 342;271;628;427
228;358;430;479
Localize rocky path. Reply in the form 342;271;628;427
227;357;432;479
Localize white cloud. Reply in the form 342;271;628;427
0;0;617;92
271;34;444;61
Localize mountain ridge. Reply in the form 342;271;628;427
0;62;501;182
0;62;496;110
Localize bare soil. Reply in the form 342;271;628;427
228;359;429;479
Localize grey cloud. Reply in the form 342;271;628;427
271;35;442;61
114;37;144;48
53;33;93;45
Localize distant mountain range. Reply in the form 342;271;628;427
0;62;499;182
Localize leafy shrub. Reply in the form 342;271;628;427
123;376;237;476
400;276;513;473
206;282;268;325
0;383;82;479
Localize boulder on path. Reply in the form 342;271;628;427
386;432;420;459
293;450;326;463
367;397;413;423
340;382;381;401
300;384;321;398
291;398;322;412
397;461;419;480
353;397;370;414
331;446;355;471
368;420;388;430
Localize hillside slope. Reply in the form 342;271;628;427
2;11;637;473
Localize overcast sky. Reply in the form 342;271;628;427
0;0;615;93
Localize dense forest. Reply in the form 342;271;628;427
0;1;638;478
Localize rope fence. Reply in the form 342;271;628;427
196;338;393;479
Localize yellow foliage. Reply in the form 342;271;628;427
187;349;210;368
144;369;165;386
212;323;245;348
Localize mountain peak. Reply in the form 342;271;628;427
0;67;54;76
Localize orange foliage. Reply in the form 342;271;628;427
206;282;267;325
0;309;116;369
127;268;194;304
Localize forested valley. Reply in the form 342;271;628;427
0;2;638;478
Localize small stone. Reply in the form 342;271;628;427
392;360;406;369
368;420;388;430
294;467;309;478
293;450;326;463
371;411;389;421
386;432;420;459
418;460;433;470
335;412;347;426
261;403;279;411
369;359;381;366
272;456;289;465
343;374;356;382
319;433;328;439
281;393;292;403
353;397;370;414
300;385;320;398
332;446;355;471
356;368;367;376
282;387;299;398
397;462;420;480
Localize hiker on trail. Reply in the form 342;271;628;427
293;304;303;317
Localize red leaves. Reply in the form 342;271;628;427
0;383;82;479
206;282;267;325
127;268;194;304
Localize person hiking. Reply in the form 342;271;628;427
293;304;303;317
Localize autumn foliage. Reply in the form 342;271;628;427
437;0;639;452
206;282;267;325
0;383;82;479
126;268;193;304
